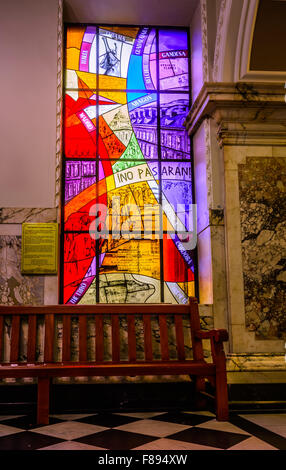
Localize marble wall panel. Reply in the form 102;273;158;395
238;157;286;341
0;208;58;224
0;235;44;306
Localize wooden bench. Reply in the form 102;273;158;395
0;298;229;424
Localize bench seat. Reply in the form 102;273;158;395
0;360;216;377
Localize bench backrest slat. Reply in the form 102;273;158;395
27;315;37;362
127;314;136;362
62;315;71;361
44;314;54;362
143;315;153;361
79;315;87;362
159;315;169;361
175;314;185;361
0;316;3;362
10;315;21;362
95;315;104;361
111;315;120;362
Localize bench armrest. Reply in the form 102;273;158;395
195;329;229;343
195;329;228;365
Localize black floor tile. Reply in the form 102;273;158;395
167;427;250;450
0;411;284;451
75;429;157;450
75;413;139;428
0;431;64;451
229;415;286;450
150;412;213;426
0;415;61;430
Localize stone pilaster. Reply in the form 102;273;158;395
185;82;286;367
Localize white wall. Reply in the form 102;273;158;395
0;0;58;208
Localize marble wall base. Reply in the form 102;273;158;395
227;353;286;372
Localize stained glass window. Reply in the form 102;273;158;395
61;25;196;304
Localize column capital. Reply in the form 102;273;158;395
185;82;286;146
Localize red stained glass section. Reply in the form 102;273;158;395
163;235;194;283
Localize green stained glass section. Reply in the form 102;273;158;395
112;133;145;172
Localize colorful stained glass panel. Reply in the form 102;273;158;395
62;25;194;304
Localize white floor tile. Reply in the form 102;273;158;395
133;438;222;450
50;413;97;421
240;414;286;426
39;440;107;450
114;412;165;419
260;425;286;438
184;411;215;417
196;419;250;435
115;419;191;437
0;415;25;422
228;436;277;450
0;424;24;437
32;421;108;440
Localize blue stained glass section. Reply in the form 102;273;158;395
127;27;157;94
128;93;157;111
127;55;146;93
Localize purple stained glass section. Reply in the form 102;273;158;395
128;92;191;161
159;29;189;91
160;94;190;160
79;26;97;72
128;93;158;160
65;160;96;202
161;161;193;231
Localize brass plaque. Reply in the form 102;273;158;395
21;223;58;274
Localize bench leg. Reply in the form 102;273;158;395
37;377;50;425
190;375;207;411
215;363;229;421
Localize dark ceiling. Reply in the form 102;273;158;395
64;0;199;26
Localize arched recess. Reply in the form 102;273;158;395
213;0;286;83
213;0;245;82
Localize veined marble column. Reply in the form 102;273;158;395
185;82;286;374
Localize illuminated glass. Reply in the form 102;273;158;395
62;25;195;304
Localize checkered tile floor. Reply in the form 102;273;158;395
0;411;285;450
